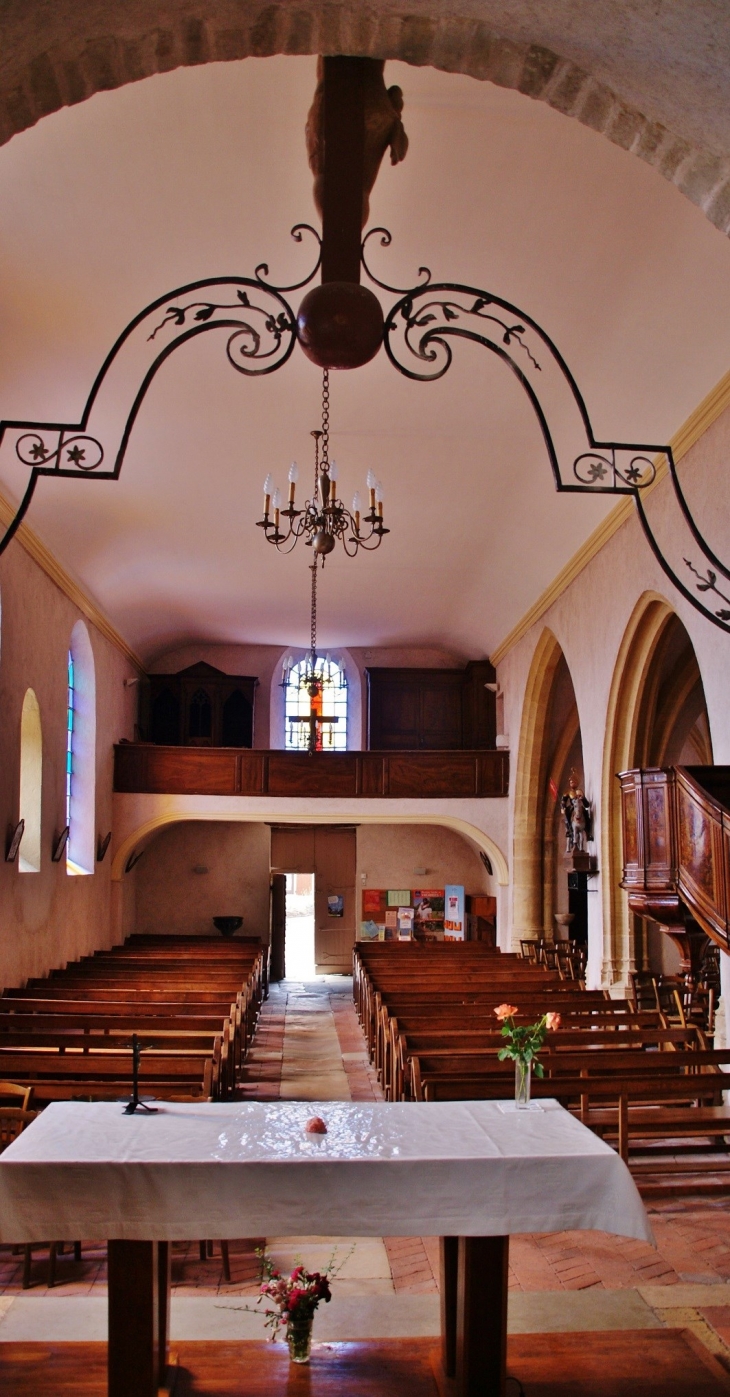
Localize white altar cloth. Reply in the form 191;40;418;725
0;1099;652;1244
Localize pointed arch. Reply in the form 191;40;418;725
512;628;565;945
67;620;96;876
601;592;712;983
19;688;42;873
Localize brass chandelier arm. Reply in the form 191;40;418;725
255;368;388;562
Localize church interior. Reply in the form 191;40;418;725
2;4;730;1395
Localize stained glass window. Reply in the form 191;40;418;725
66;650;74;836
285;657;347;751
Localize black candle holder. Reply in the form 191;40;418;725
123;1033;158;1115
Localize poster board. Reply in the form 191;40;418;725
359;889;445;941
444;885;466;940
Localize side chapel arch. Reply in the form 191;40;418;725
601;592;713;984
513;628;564;943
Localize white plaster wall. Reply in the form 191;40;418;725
0;542;137;989
133;820;271;939
497;403;730;988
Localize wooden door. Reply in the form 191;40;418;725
270;874;287;982
313;827;356;974
270;826;356;975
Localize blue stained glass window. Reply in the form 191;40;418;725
66;651;74;834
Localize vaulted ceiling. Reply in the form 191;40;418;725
0;54;729;661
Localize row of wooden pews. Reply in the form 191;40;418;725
354;941;730;1190
0;934;264;1105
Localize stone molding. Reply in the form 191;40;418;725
0;3;728;236
0;488;143;671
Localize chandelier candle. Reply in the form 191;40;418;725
256;370;389;560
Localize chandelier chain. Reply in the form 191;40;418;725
320;369;330;473
310;558;318;661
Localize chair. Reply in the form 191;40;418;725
0;1082;32;1111
629;971;655;1013
198;1239;232;1283
555;945;575;980
520;940;538;963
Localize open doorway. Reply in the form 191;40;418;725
285;872;316;980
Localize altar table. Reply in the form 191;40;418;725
0;1098;651;1397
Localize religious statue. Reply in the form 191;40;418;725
306;57;409;228
560;773;593;854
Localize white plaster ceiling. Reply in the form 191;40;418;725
0;55;729;662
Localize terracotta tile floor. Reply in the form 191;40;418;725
2;978;730;1322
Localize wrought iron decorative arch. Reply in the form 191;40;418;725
0;220;727;632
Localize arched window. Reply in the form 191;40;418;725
19;688;42;873
285;657;348;751
66;620;96;875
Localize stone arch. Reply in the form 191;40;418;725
601;591;712;985
111;808;509;886
0;4;728;236
512;627;565;946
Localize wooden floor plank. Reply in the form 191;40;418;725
0;1332;728;1396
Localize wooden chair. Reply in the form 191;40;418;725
198;1240;232;1283
0;1081;32;1110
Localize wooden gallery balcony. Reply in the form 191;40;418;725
113;745;510;799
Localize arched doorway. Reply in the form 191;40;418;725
602;596;712;982
512;630;587;951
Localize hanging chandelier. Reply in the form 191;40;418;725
256;369;388;561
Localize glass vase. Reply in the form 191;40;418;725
286;1317;313;1363
515;1059;531;1108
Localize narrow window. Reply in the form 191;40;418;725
66;621;96;875
65;651;74;836
19;688;42;873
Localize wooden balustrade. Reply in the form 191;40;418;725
114;744;509;799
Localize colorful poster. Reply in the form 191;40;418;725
327;894;344;918
444;885;466;940
414;890;445;936
397;907;415;939
363;889;383;915
385;909;398;928
359;921;385;942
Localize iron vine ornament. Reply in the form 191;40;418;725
0;220;727;630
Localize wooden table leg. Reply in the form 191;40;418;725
108;1240;159;1397
455;1236;508;1397
157;1241;171;1389
440;1236;459;1378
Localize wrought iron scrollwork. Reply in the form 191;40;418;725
1;212;729;635
0;225;321;555
361;229;730;635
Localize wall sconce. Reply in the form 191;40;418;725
6;820;24;863
52;826;70;862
